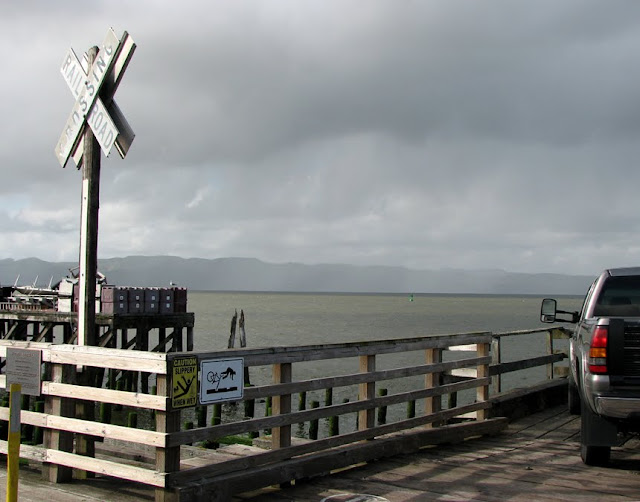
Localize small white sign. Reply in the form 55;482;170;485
6;348;42;396
199;358;244;404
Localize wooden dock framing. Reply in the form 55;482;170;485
0;310;195;352
3;405;640;501
1;326;635;501
236;405;640;501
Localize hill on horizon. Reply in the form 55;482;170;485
0;256;592;296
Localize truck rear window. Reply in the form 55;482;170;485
593;276;640;317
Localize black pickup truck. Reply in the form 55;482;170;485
541;267;640;465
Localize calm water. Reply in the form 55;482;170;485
184;292;583;436
188;291;583;351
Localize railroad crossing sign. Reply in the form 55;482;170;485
55;28;136;168
53;28;136;348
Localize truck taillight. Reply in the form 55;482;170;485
589;326;608;374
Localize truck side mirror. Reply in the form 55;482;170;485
541;298;557;323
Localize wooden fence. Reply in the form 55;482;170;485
0;327;571;501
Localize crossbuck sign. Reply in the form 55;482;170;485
55;28;135;168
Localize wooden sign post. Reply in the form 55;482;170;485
55;28;136;346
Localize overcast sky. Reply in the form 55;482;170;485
3;1;640;276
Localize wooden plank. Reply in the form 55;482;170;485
171;332;493;367
152;330;175;352
410;446;640;497
491;379;566;406
339;462;583;501
42;382;167;410
357;447;637;500
494;327;572;338
0;340;53;356
242;356;491;400
0;441;165;487
168;404;499;486
448;343;477;351
505;404;568;434
450;367;477;378
0;407;165;446
0;340;168;373
174;417;507;498
168;378;491;446
490;353;565;376
48;344;167;373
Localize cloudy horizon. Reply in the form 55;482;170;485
3;1;640;276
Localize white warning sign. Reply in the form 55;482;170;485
199;358;244;404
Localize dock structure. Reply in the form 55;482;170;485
4;405;640;501
0;309;194;397
0;327;586;501
0;310;194;352
239;405;640;501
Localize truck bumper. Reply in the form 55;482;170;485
595;397;640;418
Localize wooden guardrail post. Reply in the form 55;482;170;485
175;327;183;352
186;326;194;352
425;348;442;427
140;327;150;394
358;355;375;431
75;366;97;479
477;341;490;420
491;336;501;394
272;362;292;449
43;363;74;482
546;329;554;380
155;373;180;502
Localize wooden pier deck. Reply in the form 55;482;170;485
3;404;640;501
235;405;640;501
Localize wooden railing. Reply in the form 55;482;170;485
0;327;570;501
446;327;572;397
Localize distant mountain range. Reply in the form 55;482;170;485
0;256;593;296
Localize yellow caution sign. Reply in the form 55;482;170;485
171;356;198;409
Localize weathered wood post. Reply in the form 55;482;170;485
186;326;194;352
491;335;502;394
546;329;554;380
272;363;292;449
228;310;238;349
77;44;101;350
78;183;100;478
155;372;181;502
239;310;250;384
43;363;74;482
477;341;490;421
377;388;388;425
239;309;246;348
55;28;136;479
309;400;320;440
425;348;442;427
358;355;375;431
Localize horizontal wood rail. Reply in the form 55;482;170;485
0;328;569;501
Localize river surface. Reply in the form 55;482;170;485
182;291;583;436
188;291;583;352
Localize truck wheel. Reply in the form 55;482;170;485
568;381;581;415
580;443;610;466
